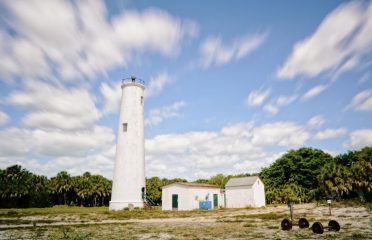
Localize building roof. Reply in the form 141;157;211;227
225;176;260;187
162;182;220;189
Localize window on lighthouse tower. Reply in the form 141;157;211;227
123;123;128;132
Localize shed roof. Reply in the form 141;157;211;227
162;182;220;189
225;176;260;187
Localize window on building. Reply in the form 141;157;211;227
141;96;144;104
123;123;128;132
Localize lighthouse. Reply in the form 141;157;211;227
109;76;145;210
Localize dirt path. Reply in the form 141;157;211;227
0;216;218;229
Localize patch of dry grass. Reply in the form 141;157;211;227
0;203;370;239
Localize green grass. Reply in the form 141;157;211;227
0;205;108;217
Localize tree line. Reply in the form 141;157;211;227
260;147;371;203
0;146;370;208
0;167;112;208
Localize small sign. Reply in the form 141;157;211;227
327;200;332;204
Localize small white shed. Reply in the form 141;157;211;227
225;176;265;208
162;182;223;211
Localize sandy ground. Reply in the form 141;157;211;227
0;203;371;239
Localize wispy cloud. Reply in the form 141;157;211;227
246;88;271;107
7;80;101;130
277;1;372;80
263;103;279;115
314;128;347;140
307;115;326;128
145;71;173;98
199;32;267;68
358;72;370;84
345;89;372;112
0;111;9;126
263;94;298;115
347;129;372;149
100;82;121;115
302;84;328;100
0;0;197;83
145;101;186;126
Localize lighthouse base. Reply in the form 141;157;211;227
109;201;144;210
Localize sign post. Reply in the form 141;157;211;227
327;199;332;216
287;201;294;223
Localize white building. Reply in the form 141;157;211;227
225;176;265;208
110;77;146;210
162;183;223;211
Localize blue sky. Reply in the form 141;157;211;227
0;0;371;180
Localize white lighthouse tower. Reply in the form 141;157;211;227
109;76;145;210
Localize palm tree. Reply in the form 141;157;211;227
319;162;353;200
73;172;94;206
352;147;372;201
0;165;33;208
51;171;72;205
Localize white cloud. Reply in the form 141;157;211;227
0;128;32;156
277;1;372;80
233;151;285;172
348;129;372;149
346;89;372;112
0;0;197;82
0;124;115;177
314;128;347;140
246;88;271;107
0;35;50;82
145;101;186;126
199;33;267;68
0;146;116;178
145;121;309;179
7;80;101;130
100;82;121;115
307;115;326;128
32;126;114;157
145;71;173;98
0;111;9;126
251;122;310;147
0;126;114;158
302;84;328;100
0;119;311;180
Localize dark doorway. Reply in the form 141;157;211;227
172;194;178;209
213;194;218;208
